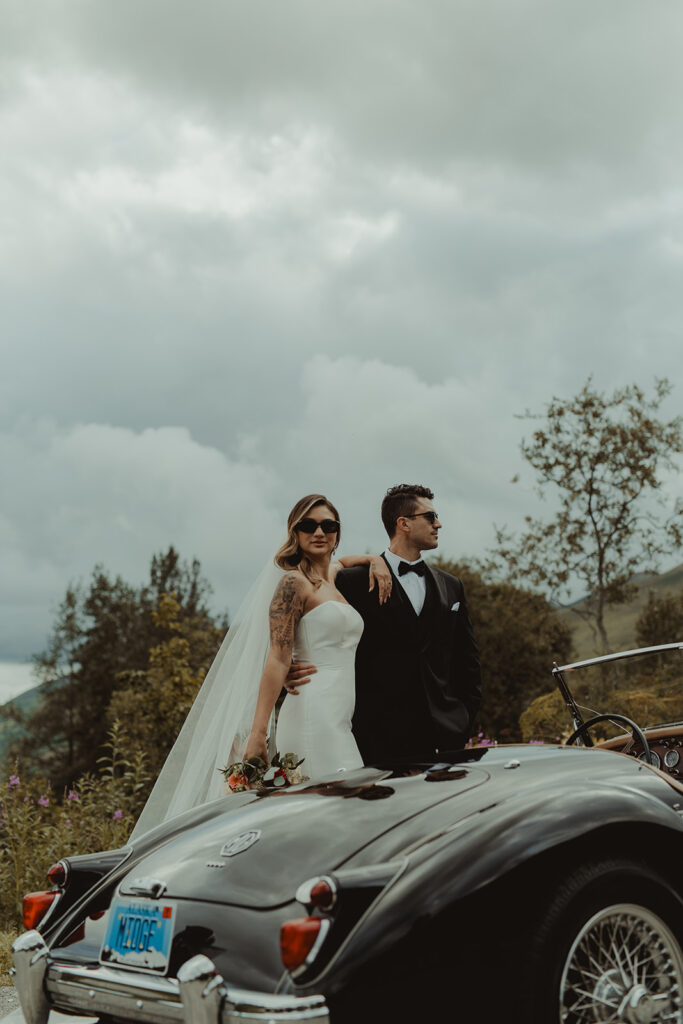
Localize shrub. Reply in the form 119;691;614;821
0;931;14;985
0;722;151;932
520;682;683;743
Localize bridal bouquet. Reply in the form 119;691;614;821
221;751;306;793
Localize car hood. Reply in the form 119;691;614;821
120;766;488;909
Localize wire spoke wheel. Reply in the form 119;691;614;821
560;903;683;1023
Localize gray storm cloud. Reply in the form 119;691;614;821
1;0;682;686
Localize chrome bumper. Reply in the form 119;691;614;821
13;931;329;1024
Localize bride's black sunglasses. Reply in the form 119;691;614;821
296;517;340;534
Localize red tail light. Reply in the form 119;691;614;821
23;891;58;930
47;861;68;887
295;875;337;911
308;879;336;910
280;916;328;973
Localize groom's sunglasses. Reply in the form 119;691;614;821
296;518;340;534
403;511;440;525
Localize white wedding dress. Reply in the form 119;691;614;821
131;567;364;840
276;600;364;776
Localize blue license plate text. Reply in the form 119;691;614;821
100;898;175;974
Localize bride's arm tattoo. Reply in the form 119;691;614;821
269;573;306;650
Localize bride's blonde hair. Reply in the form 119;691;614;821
275;494;341;588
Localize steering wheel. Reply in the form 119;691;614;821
565;714;653;765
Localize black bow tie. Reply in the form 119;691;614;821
398;560;426;577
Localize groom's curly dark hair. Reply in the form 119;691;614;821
381;484;434;538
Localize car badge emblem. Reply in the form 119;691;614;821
220;829;261;858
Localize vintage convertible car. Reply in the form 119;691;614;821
12;643;683;1023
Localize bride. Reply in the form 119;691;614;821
131;494;390;838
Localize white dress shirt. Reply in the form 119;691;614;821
384;548;426;615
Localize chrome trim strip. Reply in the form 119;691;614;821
47;962;183;1024
35;890;62;931
13;939;330;1024
225;988;329;1021
556;642;683;673
46;844;135;946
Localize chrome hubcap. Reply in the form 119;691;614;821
560;903;683;1023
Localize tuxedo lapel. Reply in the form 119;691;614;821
426;563;449;608
382;554;420;636
419;564;448;650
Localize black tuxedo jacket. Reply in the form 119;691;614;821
336;557;481;762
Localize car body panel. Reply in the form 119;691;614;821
13;644;683;1024
118;765;489;909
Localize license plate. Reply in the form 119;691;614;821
100;898;176;974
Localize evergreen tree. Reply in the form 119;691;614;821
9;548;225;789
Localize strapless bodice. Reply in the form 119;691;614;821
277;600;364;777
293;601;364;667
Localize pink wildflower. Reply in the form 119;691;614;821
8;775;20;789
112;809;122;820
38;795;50;807
67;790;79;802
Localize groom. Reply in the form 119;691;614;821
289;484;482;762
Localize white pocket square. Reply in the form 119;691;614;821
451;602;460;612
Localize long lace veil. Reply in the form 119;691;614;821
130;559;284;840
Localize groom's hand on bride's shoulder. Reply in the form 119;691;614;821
284;661;317;695
368;555;392;605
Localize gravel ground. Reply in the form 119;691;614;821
0;986;19;1020
0;991;96;1024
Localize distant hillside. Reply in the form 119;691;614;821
0;681;46;764
557;562;683;660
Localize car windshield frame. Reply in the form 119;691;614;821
552;642;683;747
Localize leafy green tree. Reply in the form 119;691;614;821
108;592;223;778
434;559;572;740
493;378;682;654
8;548;224;789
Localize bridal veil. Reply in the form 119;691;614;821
131;560;284;839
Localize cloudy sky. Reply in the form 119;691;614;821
2;0;682;702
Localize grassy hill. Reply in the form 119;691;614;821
0;683;45;764
557;562;683;660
